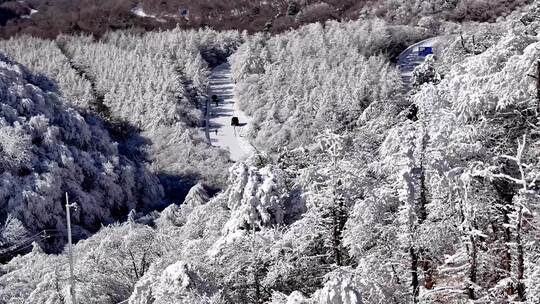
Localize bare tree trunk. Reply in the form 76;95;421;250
332;193;347;266
254;263;261;304
516;206;526;301
418;169;434;290
460;193;478;300
422;258;434;290
331;141;347;267
418;169;428;223
392;265;402;285
128;249;140;280
417;129;433;290
502;207;514;296
332;207;342;266
467;232;478;300
503;215;513;289
410;247;420;303
139;251;147;278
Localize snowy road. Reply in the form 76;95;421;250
397;37;441;90
207;62;255;162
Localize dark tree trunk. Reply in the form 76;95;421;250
331;173;348;267
502;207;514;296
332;196;347;266
467;233;478;300
410;247;420;303
417;168;428;224
128;249;140;280
516;206;526;301
254;266;261;304
332;208;342;266
417;131;433;290
493;178;516;296
422;258;434;290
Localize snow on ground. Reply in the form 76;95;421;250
132;6;150;18
397;37;441;90
20;9;38;19
207;62;255;162
131;5;166;22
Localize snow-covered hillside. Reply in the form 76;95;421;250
229;20;426;151
0;29;242;192
0;54;162;252
1;1;540;304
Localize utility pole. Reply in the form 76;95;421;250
65;192;77;304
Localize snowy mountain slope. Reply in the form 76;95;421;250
0;0;530;39
0;54;163;252
0;36;94;110
1;2;540;304
0;29;243;193
207;62;255;161
56;30;240;189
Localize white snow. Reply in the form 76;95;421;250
20;9;38;19
207;62;255;161
128;261;205;304
315;272;363;304
131;6;149;18
131;5;166;22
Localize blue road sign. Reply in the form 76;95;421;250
418;47;433;57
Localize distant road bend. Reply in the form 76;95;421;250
397;37;441;90
206;62;255;162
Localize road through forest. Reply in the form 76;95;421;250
206;62;255;161
205;38;440;161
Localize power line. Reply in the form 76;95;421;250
0;229;62;259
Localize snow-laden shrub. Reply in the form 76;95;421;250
314;271;363;304
434;29;539;121
128;261;216;304
156;182;210;228
0;221;163;304
0;215;29;247
412;54;441;88
266;272;363;304
267;291;310;304
367;0;528;23
222;154;301;232
0;244;66;303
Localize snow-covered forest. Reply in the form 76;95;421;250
1;0;540;303
0;29;244;188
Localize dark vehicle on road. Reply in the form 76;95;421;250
212;95;219;106
231;117;239;126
